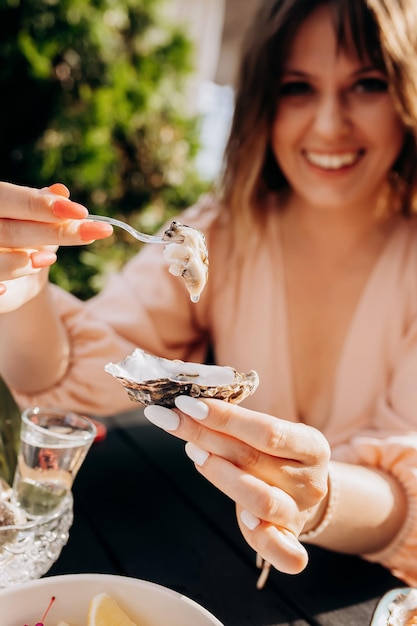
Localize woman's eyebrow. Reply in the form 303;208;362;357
281;65;383;80
281;69;311;78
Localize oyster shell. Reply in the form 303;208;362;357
105;349;259;408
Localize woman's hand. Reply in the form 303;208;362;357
0;181;113;311
144;396;331;576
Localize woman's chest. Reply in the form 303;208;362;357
210;219;416;434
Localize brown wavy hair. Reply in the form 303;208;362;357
218;0;417;236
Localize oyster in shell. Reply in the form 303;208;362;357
105;349;259;408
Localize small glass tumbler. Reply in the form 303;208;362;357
12;407;96;516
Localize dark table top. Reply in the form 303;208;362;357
48;408;404;626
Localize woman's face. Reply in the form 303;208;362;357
271;4;405;215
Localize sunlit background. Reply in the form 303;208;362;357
0;0;261;297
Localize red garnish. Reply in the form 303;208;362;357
24;595;56;626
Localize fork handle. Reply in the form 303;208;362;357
87;214;165;244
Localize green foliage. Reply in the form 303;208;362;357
0;0;210;299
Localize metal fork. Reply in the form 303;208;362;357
87;214;166;244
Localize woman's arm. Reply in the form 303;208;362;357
0;282;71;393
300;460;407;554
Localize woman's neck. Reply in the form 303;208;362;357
279;193;400;263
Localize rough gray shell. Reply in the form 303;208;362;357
105;349;259;408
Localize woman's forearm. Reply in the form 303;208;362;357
307;460;407;555
0;282;70;394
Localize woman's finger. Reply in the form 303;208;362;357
47;183;70;198
0;249;47;281
0;218;113;248
30;249;58;268
0;181;87;222
236;504;308;576
184;442;307;532
0;248;57;282
174;396;330;465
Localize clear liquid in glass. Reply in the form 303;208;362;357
13;433;90;516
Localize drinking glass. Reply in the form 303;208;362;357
12;407;96;516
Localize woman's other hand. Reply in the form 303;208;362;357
144;396;331;575
0;181;113;311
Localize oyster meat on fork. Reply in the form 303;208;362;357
105;349;259;408
162;221;209;303
87;216;208;303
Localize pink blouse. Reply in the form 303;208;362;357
14;198;417;585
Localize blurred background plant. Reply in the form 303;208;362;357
0;0;212;298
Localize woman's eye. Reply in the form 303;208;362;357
278;81;313;97
354;77;388;94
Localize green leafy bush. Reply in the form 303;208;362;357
0;0;210;298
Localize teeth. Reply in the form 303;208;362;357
305;151;359;169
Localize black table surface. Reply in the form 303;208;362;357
48;408;405;626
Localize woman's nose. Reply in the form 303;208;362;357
313;94;350;137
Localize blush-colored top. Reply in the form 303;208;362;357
14;198;417;585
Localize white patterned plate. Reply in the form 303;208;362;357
370;587;416;626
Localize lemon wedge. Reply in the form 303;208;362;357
87;592;137;626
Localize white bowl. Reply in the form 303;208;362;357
0;573;224;626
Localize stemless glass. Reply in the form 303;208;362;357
12;407;96;516
0;407;96;587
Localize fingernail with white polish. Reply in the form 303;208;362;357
175;395;209;420
144;405;179;431
185;442;210;466
240;510;261;531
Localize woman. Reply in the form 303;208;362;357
1;0;417;586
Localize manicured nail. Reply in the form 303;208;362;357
47;183;70;198
185;442;210;466
30;250;57;268
240;510;261;531
144;405;180;431
79;221;113;241
175;395;209;420
53;199;88;219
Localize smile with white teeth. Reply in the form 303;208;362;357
304;151;361;170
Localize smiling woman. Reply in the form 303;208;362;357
2;0;417;595
271;3;404;217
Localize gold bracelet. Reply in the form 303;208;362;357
299;468;338;542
